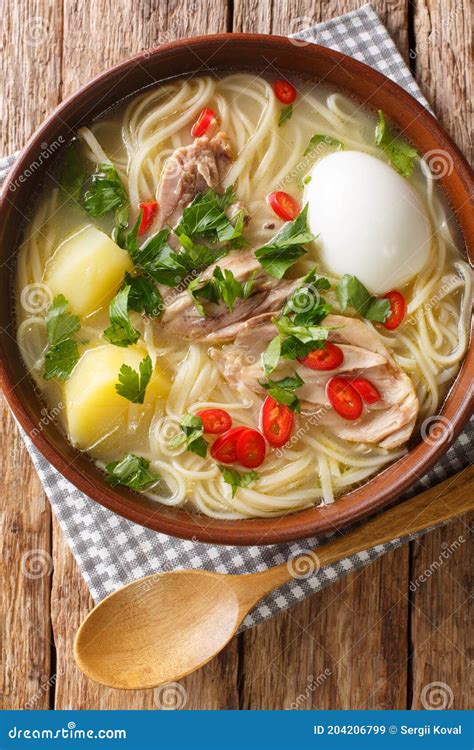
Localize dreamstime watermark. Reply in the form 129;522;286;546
20;548;53;580
30;403;65;440
9;138;65;192
25;15;51;47
154;682;188;710
25;668;66;709
409;536;465;591
422;148;454;180
420;415;454;447
287;669;332;709
141;4;199;57
420;681;454;710
405;271;462;326
275;405;332;459
288;16;316;46
20;283;53;315
409;6;464;60
287;549;321;579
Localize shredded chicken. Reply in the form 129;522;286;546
154;132;234;230
210;313;419;449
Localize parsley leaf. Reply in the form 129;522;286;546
60;146;85;200
43;295;80;381
283;269;332;325
125;273;163;317
115;355;153;404
278;104;293;127
262;335;282;376
335;274;390;323
169;414;208;458
260;372;304;412
175;187;243;244
105;453;160;491
188;267;256;316
218;465;259;497
304;134;344;156
262;315;329;374
255;204;315;279
375;110;418;178
103;286;140;347
83;161;129;226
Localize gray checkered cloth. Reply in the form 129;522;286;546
2;4;472;629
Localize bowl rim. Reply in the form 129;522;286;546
0;32;472;546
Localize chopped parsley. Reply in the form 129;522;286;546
255;205;315;279
169;414;208;458
218;465;259;497
115;355;153;404
304;134;344;156
375;110;418;178
335;274;390;323
105;453;160;491
278;104;293;127
260;372;304;412
125;273;163;317
43;295;80;381
103;286;140;347
83;161;129;226
188;266;256;316
175;186;244;245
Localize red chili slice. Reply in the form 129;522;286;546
351;377;381;405
382;290;406;330
236;428;266;469
138;200;159;236
268;191;300;221
191;107;216;138
274;79;297;104
299;342;344;371
261;396;294;448
210;426;247;464
196;408;232;434
327;376;363;421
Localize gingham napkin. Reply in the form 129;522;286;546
2;5;472;629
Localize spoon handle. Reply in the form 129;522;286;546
233;465;474;609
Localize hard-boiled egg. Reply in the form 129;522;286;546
304;151;431;293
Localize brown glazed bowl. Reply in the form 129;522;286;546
0;35;472;545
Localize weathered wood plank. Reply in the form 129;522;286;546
0;403;53;710
0;0;63;711
409;517;472;710
240;547;410;709
233;0;409;63
52;0;232;710
413;0;472;157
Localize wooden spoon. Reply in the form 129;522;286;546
74;466;473;689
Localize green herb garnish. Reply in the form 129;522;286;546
304;134;344;156
83;161;129;226
105;453;160;491
259;372;304;412
115;355;153;404
283;269;331;325
278;105;293;127
43;295;80;381
255;205;315;279
175;186;244;244
375;110;418;178
188;267;256;316
125;273;163;317
218;465;259;497
103;286;140;347
335;274;390;323
169;414;208;458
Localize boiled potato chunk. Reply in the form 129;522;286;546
64;344;170;452
45;225;132;317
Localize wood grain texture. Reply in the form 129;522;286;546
1;0;471;711
413;0;472;158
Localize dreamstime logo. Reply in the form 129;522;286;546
25;668;65;709
287;669;332;709
154;682;188;710
288;16;315;46
25;16;51;47
423;149;454;180
409;536;465;591
30;403;64;439
21;548;53;580
286;285;322;315
153;416;186;456
9;137;65;192
420;415;453;447
420;681;454;710
287;549;320;579
20;283;53;314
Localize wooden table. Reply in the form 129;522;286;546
1;0;471;711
